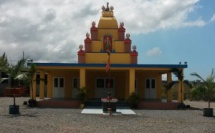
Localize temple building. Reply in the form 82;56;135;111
32;3;187;108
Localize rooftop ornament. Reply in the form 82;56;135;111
126;33;130;39
92;21;96;27
86;32;90;38
110;6;114;11
102;5;105;11
132;45;137;51
105;2;110;11
120;22;124;28
79;44;83;51
102;2;113;12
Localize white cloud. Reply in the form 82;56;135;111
210;14;215;22
0;0;206;63
146;47;162;56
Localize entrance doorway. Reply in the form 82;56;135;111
53;77;65;98
96;78;114;98
145;78;156;99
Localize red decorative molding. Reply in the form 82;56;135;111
130;50;138;64
124;38;131;44
77;50;85;63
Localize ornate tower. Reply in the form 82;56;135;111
77;3;138;64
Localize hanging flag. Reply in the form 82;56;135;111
106;55;110;72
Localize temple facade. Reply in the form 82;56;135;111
32;3;187;106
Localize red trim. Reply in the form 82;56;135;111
91;26;98;31
78;50;85;55
124;38;131;44
118;27;125;32
130;50;138;56
84;37;91;43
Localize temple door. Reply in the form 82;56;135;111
145;78;156;99
53;77;65;98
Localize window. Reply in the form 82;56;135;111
96;78;114;88
146;79;150;88
97;79;105;88
146;78;156;88
73;78;78;88
151;79;155;88
54;78;58;87
36;74;40;85
60;78;64;87
45;74;48;85
36;73;47;85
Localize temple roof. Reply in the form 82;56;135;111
98;3;118;29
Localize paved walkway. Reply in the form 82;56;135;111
81;108;136;115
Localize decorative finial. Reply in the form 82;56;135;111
126;33;130;38
79;44;83;50
110;6;114;11
102;5;105;11
132;45;136;51
105;2;110;11
86;32;90;38
120;22;124;27
92;21;96;26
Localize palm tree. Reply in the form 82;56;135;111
191;69;215;108
0;53;9;72
12;62;37;107
7;59;26;105
172;68;184;105
25;64;36;100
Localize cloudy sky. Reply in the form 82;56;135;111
0;0;215;80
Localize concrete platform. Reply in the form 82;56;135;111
81;108;136;115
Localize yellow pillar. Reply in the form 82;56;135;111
178;69;184;103
167;72;172;102
39;71;45;99
80;68;86;88
47;72;53;98
31;73;36;100
129;69;135;96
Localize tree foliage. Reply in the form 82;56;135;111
191;69;215;108
0;53;9;73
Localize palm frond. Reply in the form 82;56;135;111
190;72;206;83
172;68;183;81
9;59;26;78
184;80;193;88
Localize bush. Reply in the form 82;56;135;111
77;87;88;103
127;92;140;109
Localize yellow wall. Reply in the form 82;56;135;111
135;72;162;99
85;53;131;64
98;16;118;29
38;68;164;100
50;70;79;98
91;40;125;53
114;41;126;52
113;72;126;99
97;29;119;41
91;41;102;52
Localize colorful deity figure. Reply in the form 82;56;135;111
105;37;111;52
